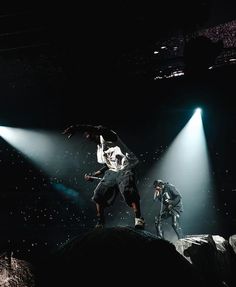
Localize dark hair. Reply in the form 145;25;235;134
153;179;164;188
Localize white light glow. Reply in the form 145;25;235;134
0;126;86;183
141;108;216;237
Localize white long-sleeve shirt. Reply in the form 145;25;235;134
97;135;135;171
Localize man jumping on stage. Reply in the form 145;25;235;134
63;124;145;229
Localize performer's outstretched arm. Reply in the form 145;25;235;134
62;124;117;141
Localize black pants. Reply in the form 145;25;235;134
92;169;140;207
155;211;183;239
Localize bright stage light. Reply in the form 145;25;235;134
0;125;92;205
0;126;14;139
195;107;202;114
0;125;88;188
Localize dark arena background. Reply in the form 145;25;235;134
0;1;236;286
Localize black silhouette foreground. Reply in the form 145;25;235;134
1;229;236;286
48;227;206;287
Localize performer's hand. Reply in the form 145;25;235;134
153;190;159;201
167;204;173;210
84;173;94;182
62;125;76;138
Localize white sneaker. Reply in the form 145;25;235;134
135;217;145;229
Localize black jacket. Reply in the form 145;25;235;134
157;183;183;214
